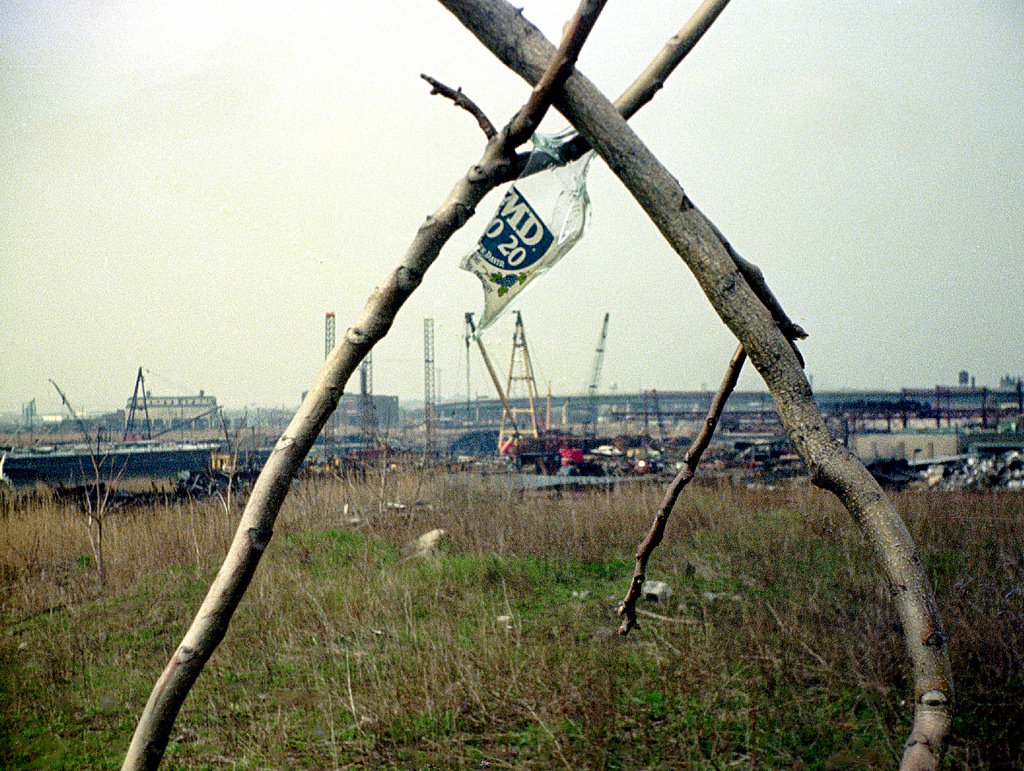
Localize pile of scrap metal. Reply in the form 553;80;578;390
866;458;924;490
924;451;1024;491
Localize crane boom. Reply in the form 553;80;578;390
587;312;610;397
49;378;91;442
466;312;519;438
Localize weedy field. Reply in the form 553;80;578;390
1;472;1021;770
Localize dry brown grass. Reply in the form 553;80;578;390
1;473;1021;769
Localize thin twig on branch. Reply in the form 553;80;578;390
617;343;745;634
545;0;734;169
613;0;732;119
705;219;807;357
420;74;497;138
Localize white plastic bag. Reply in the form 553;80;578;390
461;129;594;333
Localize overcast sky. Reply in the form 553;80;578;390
2;0;1022;416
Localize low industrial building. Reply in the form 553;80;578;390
848;430;960;464
125;391;219;432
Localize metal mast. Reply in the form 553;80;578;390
588;312;610;398
22;399;36;434
499;311;542;452
123;366;153;440
423;318;436;460
325;312;336;358
586;313;610;435
466;312;519;442
464;312;473;426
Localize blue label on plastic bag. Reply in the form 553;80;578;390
477;186;554;271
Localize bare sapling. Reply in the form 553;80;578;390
50;378;127;586
618;343;745;633
81;448;126;586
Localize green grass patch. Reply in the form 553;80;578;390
1;477;1021;769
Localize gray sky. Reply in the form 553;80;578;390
2;0;1022;416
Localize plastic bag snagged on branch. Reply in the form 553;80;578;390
461;129;594;333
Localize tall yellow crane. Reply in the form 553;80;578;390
465;312;520;450
499;311;543;451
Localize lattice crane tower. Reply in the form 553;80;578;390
324;312;336;358
423;318;436;459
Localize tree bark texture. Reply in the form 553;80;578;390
121;4;612;767
435;2;951;768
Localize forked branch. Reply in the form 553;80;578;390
505;0;607;145
618;343;745;634
122;2;736;767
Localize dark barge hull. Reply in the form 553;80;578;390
1;442;222;487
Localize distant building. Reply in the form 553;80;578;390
848;430;960;463
126;390;218;432
332;394;400;432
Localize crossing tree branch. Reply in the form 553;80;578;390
421;74;497;138
121;3;612;769
435;1;951;769
122;3;737;768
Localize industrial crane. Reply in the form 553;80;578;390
49;378;93;444
465;312;520;447
585;313;610;434
587;312;610;398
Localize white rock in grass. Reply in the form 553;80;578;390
402;528;446;558
642;580;671;602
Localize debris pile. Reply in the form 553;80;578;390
929;451;1024;491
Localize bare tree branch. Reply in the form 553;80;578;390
705;219;807;365
505;0;607;145
420;73;497;138
426;1;734;186
613;0;732;120
617;343;745;634
553;0;733;167
121;3;608;769
435;3;952;769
